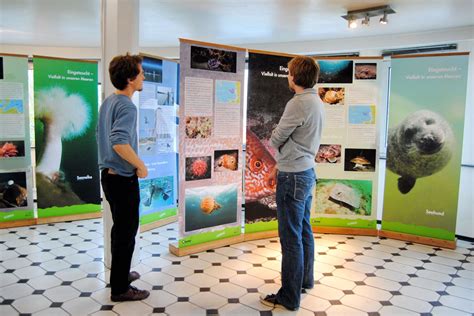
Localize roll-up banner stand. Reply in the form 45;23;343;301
33;56;101;224
171;39;245;256
137;53;179;232
245;50;297;240
310;57;383;236
381;53;469;249
0;54;35;227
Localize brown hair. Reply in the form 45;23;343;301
108;53;143;90
288;56;320;89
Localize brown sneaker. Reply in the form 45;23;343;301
111;286;150;302
128;271;141;283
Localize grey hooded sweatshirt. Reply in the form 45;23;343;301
270;88;325;173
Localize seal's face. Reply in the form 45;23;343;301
400;114;446;155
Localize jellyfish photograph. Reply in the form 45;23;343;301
184;183;238;232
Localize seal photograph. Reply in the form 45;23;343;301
386;109;454;194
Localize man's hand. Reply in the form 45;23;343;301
112;144;148;178
267;167;278;189
136;163;148;178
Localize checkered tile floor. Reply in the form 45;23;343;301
1;219;473;315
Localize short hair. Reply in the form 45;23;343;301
288;56;320;89
109;53;143;90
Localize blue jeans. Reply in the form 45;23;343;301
275;168;316;310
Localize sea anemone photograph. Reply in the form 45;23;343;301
0;141;25;158
185;156;212;181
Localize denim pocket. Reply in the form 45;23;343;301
293;174;315;202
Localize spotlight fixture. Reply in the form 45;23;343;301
361;15;370;26
348;17;357;29
341;5;395;29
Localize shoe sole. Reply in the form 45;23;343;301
111;292;150;302
259;297;297;311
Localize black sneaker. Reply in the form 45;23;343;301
111;286;150;302
259;294;298;311
128;271;140;284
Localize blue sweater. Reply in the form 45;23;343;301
97;94;138;177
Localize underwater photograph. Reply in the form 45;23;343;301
184;183;238;232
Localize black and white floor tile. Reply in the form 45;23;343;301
1;219;473;315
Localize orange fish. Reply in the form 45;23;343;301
245;129;277;204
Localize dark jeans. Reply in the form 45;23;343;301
101;168;140;295
275;168;316;310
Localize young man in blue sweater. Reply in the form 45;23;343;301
261;56;324;311
97;53;149;301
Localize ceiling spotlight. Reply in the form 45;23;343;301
348;17;357;29
380;12;388;24
342;5;395;29
362;15;370;26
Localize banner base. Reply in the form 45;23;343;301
140;215;177;233
36;212;102;225
0;219;36;229
379;230;456;249
244;230;279;241
169;235;244;257
312;226;378;236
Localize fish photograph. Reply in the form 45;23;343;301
245;53;293;224
185;156;212;181
344;148;376;172
214;149;239;172
313;179;372;216
184;183;238;232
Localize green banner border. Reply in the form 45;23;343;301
245;220;278;233
382;220;455;241
179;226;241;248
0;210;35;222
311;217;377;229
140;208;177;225
37;204;101;218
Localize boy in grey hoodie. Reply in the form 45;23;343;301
261;56;324;311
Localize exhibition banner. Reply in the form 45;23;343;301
382;54;469;240
33;56;101;218
138;54;179;226
245;51;295;234
310;58;382;231
177;40;245;247
0;54;34;223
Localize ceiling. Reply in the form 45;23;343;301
1;0;473;48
